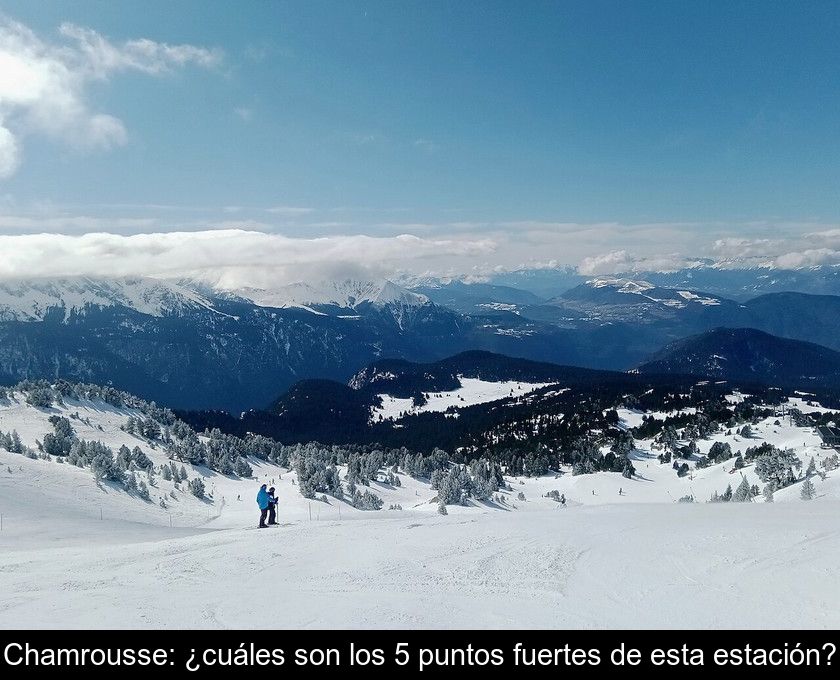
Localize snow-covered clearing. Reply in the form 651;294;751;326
371;377;557;421
616;407;697;429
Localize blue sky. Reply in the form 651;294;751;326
1;1;840;282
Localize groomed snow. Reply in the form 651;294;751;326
1;501;839;628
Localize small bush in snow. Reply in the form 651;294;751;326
188;477;205;498
137;481;151;501
25;386;53;408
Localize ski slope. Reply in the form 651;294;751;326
2;390;840;628
1;502;838;628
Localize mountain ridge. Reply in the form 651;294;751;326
637;327;840;390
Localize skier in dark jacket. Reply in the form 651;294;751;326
267;486;278;525
256;484;270;528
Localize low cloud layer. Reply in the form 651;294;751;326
2;209;840;285
0;16;221;178
711;229;840;269
0;229;496;288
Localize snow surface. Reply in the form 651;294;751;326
589;277;655;293
0;277;220;321
586;277;723;308
230;279;428;312
2;390;840;628
370;377;558;422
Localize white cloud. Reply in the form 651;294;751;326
0;123;21;176
578;250;699;276
58;23;221;77
710;228;840;269
578;250;634;276
773;248;840;269
0;16;221;177
0;229;497;288
4;208;840;282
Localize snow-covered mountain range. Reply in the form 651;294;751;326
231;278;428;314
5;270;840;411
0;276;573;410
0;277;220;322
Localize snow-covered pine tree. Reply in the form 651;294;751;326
10;430;23;454
188;477;205;498
132;446;152;470
125;472;138;493
234;456;253;478
754;447;800;490
138;481;150;501
732;476;752;502
117;445;132;470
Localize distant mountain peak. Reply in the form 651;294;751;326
229;278;429;313
587;277;656;294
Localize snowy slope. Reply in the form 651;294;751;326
230;279;428;312
1;502;839;628
3;387;840;628
586;277;723;307
0;277;220;321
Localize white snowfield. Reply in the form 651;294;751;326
370;377;558;422
1;391;840;629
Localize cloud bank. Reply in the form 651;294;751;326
0;17;221;178
0;229;496;288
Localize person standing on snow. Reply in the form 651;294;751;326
257;484;270;528
267;486;278;525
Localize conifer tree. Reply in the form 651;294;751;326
732;476;752;502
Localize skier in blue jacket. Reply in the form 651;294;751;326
256;484;270;528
